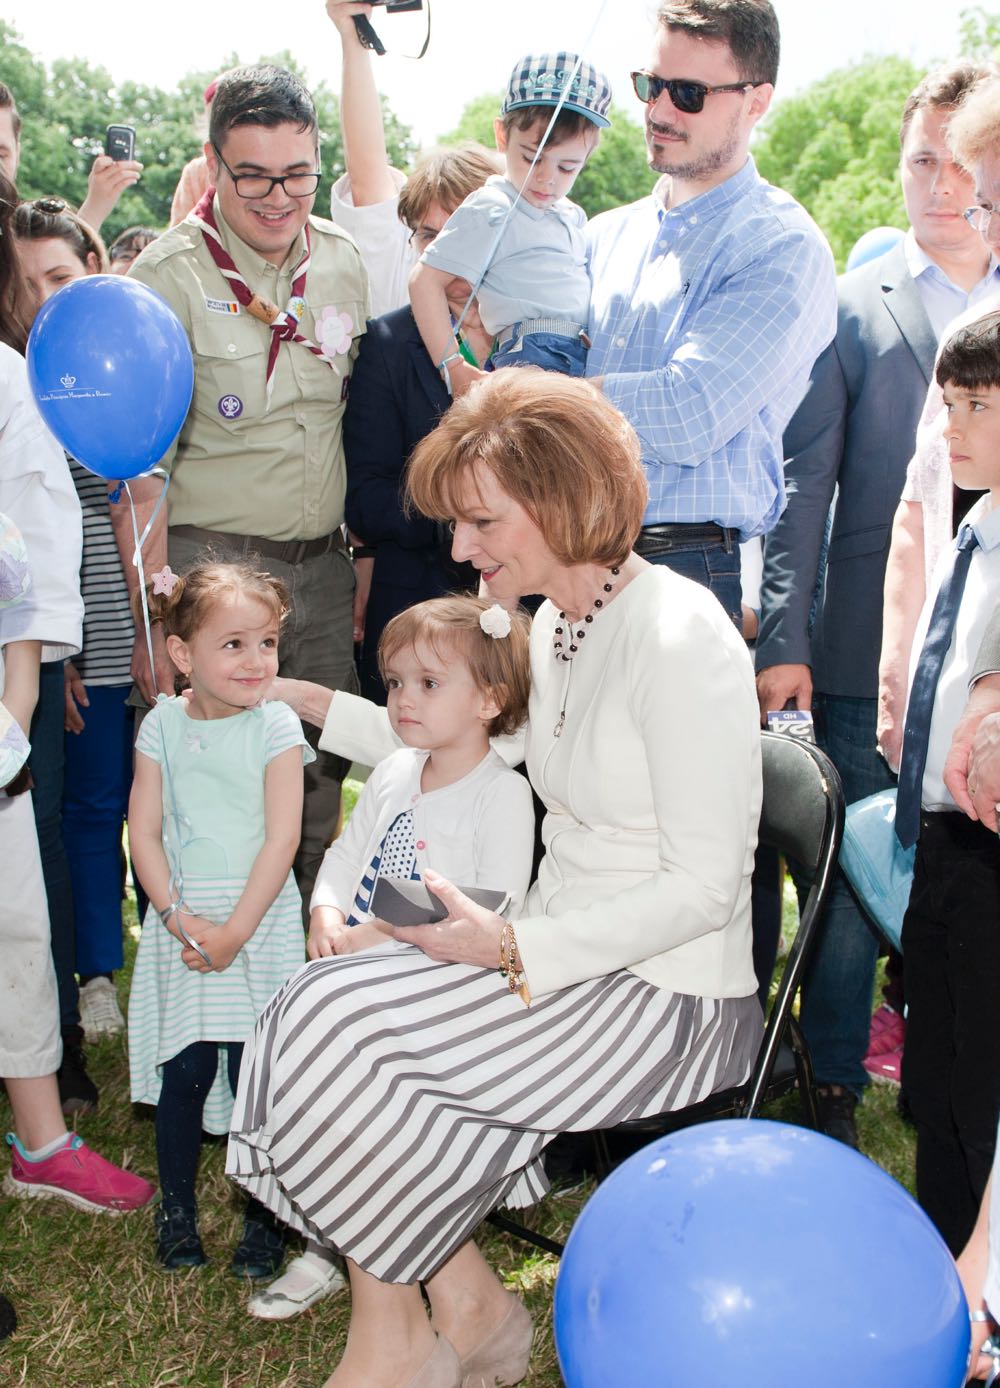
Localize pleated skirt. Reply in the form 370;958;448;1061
227;939;762;1284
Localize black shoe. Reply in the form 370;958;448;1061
155;1205;207;1270
57;1024;99;1117
816;1084;860;1150
0;1293;16;1341
231;1214;286;1280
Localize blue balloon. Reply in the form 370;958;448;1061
27;275;194;480
846;225;906;272
555;1119;970;1387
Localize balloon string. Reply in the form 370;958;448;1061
123;472;170;686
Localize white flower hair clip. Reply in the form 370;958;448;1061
479;603;512;639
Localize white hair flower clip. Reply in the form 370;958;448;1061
479;603;512;639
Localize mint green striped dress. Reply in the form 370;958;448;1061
128;696;311;1134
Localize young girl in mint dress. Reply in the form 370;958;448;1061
127;559;311;1275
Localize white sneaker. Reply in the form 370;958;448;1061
246;1253;346;1320
78;977;125;1041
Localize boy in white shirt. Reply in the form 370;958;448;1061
409;52;611;394
894;309;1000;1259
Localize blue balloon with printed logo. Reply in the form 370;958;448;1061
554;1118;970;1387
27;274;194;480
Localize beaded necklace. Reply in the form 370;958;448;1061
553;566;621;662
551;566;621;738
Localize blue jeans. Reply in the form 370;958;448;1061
489;329;587;377
63;684;133;976
795;693;895;1096
29;661;78;1029
643;542;743;628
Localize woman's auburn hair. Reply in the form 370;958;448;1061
406;369;648;567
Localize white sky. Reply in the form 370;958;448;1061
4;0;972;146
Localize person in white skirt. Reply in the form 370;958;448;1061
228;369;765;1388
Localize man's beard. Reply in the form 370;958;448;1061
646;108;742;181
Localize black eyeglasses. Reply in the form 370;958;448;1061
630;71;764;113
212;145;321;200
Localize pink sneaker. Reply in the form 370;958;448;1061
3;1133;157;1213
864;1004;905;1064
863;1048;903;1085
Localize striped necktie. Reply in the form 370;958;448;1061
895;524;980;848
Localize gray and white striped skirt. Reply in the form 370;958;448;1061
226;940;762;1284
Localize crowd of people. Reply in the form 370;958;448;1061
4;0;1000;1381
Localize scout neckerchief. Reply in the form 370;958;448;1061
189;188;334;404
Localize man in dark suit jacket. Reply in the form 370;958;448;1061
755;63;997;1149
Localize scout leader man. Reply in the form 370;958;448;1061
125;64;370;907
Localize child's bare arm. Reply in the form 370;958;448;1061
127;750;216;944
409;261;485;397
2;640;41;733
182;745;303;973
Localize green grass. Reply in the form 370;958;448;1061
0;867;914;1385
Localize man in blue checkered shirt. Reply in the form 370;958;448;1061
587;0;836;626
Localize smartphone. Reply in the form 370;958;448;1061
105;124;136;161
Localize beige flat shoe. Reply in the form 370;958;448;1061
458;1299;533;1388
406;1333;462;1388
321;1333;460;1388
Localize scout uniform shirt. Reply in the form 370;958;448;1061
129;200;370;543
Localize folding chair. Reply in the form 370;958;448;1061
488;729;845;1257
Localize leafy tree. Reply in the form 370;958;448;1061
959;5;1000;58
753;55;923;268
441;93;655;219
0;22;416;242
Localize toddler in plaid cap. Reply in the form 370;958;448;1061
410;52;611;394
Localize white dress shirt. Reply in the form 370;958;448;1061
908;493;1000;809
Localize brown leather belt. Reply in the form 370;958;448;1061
169;524;345;566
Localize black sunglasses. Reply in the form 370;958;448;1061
630;71;763;113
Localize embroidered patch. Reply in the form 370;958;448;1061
218;394;244;419
205;297;241;315
316;305;354;358
286;295;307;324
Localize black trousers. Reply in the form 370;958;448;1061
901;811;1000;1255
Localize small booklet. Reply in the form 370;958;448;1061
766;708;816;742
370;877;510;927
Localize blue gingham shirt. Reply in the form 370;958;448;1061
586;157;837;540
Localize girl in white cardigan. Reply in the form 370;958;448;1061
308;594;534;957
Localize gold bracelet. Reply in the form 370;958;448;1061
498;921;511;978
504;921;531;1007
505;922;520;994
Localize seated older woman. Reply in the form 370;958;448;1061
227;370;763;1388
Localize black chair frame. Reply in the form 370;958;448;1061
488;730;845;1258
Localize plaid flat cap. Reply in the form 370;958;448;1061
503;52;612;128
